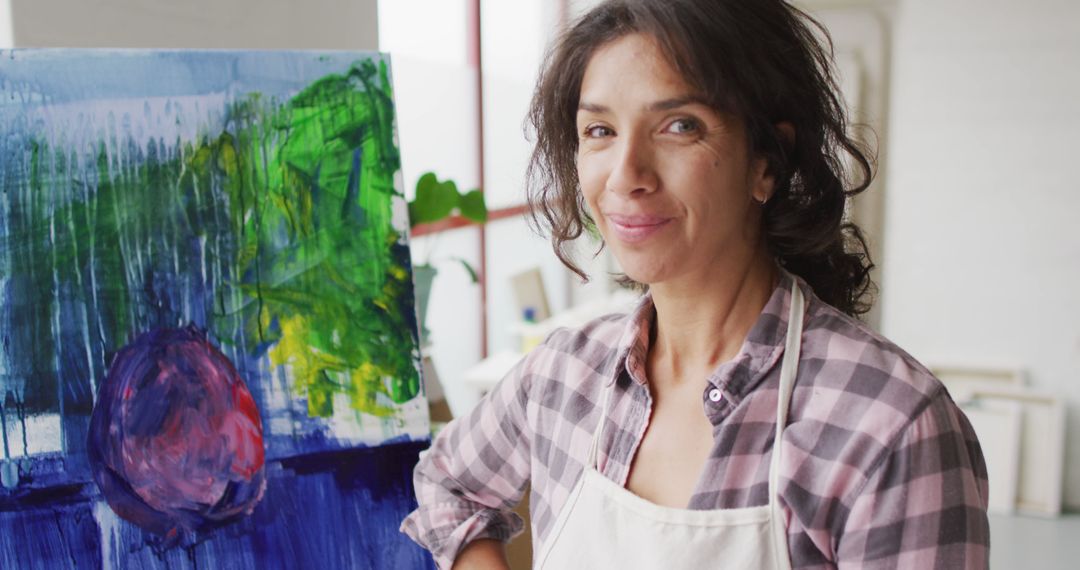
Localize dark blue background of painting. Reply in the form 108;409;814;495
0;441;435;569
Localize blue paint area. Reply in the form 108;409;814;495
0;441;434;569
0;498;100;570
0;49;393;111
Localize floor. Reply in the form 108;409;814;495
990;513;1080;569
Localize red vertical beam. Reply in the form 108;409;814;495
467;0;488;358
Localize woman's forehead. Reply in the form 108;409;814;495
579;33;702;109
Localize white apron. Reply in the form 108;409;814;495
535;284;804;570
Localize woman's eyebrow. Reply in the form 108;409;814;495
578;101;609;113
647;95;709;112
577;96;709;114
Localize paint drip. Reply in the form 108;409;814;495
87;325;266;541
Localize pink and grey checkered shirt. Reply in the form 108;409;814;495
401;272;990;569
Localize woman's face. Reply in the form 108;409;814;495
576;33;775;287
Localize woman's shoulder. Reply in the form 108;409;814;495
787;295;979;505
795;293;958;446
802;295;943;396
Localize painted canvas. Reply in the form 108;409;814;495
0;50;433;569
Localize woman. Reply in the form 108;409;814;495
402;1;989;568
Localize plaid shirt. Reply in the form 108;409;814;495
402;273;990;569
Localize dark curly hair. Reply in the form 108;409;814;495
525;0;876;316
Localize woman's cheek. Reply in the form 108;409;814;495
576;161;604;207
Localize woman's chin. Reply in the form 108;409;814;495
613;259;670;287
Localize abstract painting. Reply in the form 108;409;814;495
0;50;433;569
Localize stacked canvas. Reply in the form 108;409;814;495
933;366;1066;517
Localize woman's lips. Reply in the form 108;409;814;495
605;213;672;243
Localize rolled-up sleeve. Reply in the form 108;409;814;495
400;352;535;569
835;392;990;569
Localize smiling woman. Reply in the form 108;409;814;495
527;1;875;317
574;33;775;291
402;2;990;569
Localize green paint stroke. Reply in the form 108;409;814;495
223;58;420;418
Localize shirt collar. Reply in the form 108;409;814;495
608;291;655;387
608;270;808;403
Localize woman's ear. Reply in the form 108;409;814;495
751;122;796;205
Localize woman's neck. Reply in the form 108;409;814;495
647;248;777;387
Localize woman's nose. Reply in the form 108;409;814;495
605;134;658;196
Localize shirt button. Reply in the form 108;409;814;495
708;388;723;403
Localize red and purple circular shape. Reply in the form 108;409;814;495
87;325;267;540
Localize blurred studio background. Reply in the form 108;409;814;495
1;0;1077;567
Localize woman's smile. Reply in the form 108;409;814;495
604;213;673;244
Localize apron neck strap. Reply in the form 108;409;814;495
768;282;805;501
587;375;614;470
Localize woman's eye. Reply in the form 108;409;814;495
583;125;613;138
667;118;700;134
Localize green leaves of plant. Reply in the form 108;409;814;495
409;172;456;225
458;189;487;223
450;256;480;283
408;172;487;227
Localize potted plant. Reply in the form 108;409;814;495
408;172;487;343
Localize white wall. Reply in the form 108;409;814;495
10;0;378;49
800;2;893;330
481;0;558;210
389;53;483;415
0;1;12;48
567;0;603;20
882;0;1080;508
378;0;485;415
386;0;617;412
379;0;577;415
480;0;578;364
